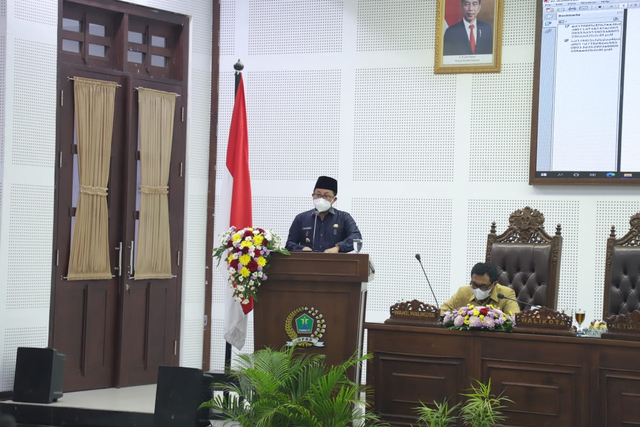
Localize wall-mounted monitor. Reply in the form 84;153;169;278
530;0;640;185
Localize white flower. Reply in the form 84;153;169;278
265;231;273;241
249;280;255;286
234;297;242;302
237;285;245;292
228;268;236;274
241;299;250;305
257;272;263;277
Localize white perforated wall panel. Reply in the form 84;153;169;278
248;0;343;55
352;198;453;313
220;0;236;56
469;64;534;182
181;318;204;369
353;67;457;181
184;195;207;304
15;0;56;26
594;201;640;317
356;0;433;52
246;71;341;180
1;327;48;391
215;71;235;181
6;184;54;309
467;200;580;315
502;0;536;46
12;39;56;168
189;69;212;180
0;36;4;167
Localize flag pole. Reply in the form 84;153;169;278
224;59;245;372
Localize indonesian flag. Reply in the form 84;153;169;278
216;74;253;350
444;0;462;28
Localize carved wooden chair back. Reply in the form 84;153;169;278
486;207;563;311
603;213;640;317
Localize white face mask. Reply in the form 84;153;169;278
313;198;332;212
472;287;492;301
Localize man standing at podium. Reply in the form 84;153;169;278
440;262;520;315
286;176;362;253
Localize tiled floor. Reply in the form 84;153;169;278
8;384;157;414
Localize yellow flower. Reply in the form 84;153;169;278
241;240;253;248
232;233;242;242
227;254;234;263
254;235;264;246
468;304;475;308
239;254;251;265
257;256;267;267
459;310;464;315
247;227;253;231
464;317;470;325
480;315;485;321
240;267;250;277
473;309;480;316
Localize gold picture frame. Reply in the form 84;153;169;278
435;0;504;74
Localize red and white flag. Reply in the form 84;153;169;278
444;0;462;28
216;75;253;350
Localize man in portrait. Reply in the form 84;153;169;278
443;0;493;56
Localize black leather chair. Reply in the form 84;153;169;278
486;207;563;311
603;213;640;317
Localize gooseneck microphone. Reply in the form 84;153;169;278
497;293;540;309
415;254;440;307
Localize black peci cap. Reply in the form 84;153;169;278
314;176;338;195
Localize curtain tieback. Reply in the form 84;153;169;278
140;185;169;195
79;185;108;196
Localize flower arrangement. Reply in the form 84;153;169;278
214;226;290;305
589;319;607;330
443;305;515;332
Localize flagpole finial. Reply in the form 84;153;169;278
234;59;244;74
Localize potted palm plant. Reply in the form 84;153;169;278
200;347;387;427
415;378;512;427
415;399;459;427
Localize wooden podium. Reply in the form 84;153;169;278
253;252;371;380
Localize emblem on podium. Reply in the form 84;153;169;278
285;306;326;347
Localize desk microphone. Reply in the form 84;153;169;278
415;254;440;307
497;293;541;309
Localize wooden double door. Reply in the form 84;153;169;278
50;66;186;391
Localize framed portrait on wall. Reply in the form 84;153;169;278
435;0;504;74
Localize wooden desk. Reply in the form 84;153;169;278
365;323;640;427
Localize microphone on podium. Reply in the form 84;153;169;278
415;254;440;307
497;293;540;309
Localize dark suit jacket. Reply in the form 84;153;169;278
443;20;493;56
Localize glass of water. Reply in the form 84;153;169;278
353;238;363;253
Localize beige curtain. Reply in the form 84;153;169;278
134;88;176;280
67;77;117;281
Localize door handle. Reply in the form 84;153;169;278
128;240;134;277
125;283;131;293
115;242;123;277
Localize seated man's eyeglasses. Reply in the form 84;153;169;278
469;281;493;291
312;193;334;201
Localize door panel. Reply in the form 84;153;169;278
51;67;126;391
116;78;184;386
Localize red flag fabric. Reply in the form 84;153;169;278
445;0;462;27
218;74;253;349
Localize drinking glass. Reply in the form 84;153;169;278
353;239;363;253
575;308;586;336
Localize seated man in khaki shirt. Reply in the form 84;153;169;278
440;262;521;316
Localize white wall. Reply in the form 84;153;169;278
210;0;640;371
0;0;212;392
